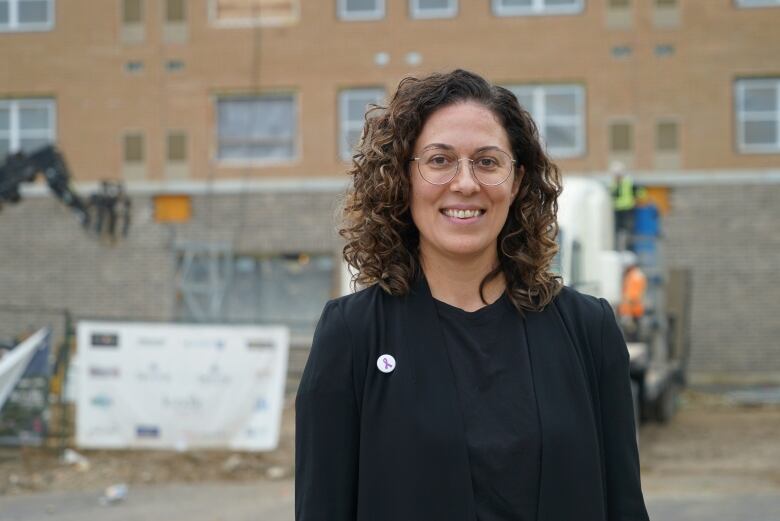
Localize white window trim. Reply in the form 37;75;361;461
735;78;780;154
409;0;458;19
0;98;57;155
507;84;586;158
492;0;584;17
0;0;55;32
338;0;385;21
735;0;780;8
339;88;384;161
214;93;300;166
206;0;300;28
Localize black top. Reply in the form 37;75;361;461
434;293;541;521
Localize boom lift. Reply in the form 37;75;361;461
0;145;130;240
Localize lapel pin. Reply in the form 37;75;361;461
377;354;396;374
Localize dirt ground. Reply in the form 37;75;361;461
1;390;779;498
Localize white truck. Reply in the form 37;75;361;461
556;176;691;427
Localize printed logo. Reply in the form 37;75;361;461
197;364;231;385
161;394;203;413
91;333;119;348
183;338;225;350
137;337;165;347
86;423;121;437
90;394;113;408
136;425;161;438
254;397;269;411
135;363;172;383
246;339;274;350
89;366;120;378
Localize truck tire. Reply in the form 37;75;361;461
653;382;679;423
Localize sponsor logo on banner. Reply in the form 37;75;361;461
87;423;122;437
135;363;172;383
137;336;166;348
198;364;231;385
246;339;274;350
91;333;119;348
162;394;203;413
89;366;120;378
136;425;161;438
91;394;113;408
244;426;268;439
183;338;225;350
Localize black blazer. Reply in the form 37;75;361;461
296;277;650;521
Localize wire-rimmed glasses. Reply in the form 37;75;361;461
411;147;515;186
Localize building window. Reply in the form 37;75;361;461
165;0;185;23
122;0;142;24
609;121;634;153
735;0;780;7
410;0;457;19
209;0;299;27
0;99;56;161
217;94;297;162
492;0;583;16
123;133;145;163
167;131;187;162
735;78;780;153
656;121;678;152
506;84;586;158
338;0;385;21
0;0;54;32
339;88;384;161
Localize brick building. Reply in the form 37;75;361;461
1;0;779;383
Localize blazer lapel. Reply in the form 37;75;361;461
399;276;477;520
525;304;606;521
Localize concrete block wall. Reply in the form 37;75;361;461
664;184;780;381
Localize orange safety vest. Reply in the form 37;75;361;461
619;266;647;318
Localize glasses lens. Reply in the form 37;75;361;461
417;149;458;185
472;149;513;186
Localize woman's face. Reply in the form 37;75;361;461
410;101;520;266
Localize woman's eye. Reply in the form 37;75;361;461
428;155;452;166
476;157;498;168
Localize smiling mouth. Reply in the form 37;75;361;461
441;208;485;219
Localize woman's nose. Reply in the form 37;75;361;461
449;159;481;194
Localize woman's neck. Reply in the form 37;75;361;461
420;247;506;312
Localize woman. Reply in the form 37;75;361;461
296;70;649;521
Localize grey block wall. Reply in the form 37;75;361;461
0;191;342;350
664;184;780;380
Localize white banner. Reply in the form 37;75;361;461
76;321;289;451
0;328;50;412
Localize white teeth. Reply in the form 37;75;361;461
443;209;482;219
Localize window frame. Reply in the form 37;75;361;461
735;78;780;154
215;92;299;166
409;0;457;19
338;87;384;161
337;0;385;21
0;98;57;160
207;0;300;28
492;0;584;17
0;0;55;32
734;0;780;8
506;83;586;158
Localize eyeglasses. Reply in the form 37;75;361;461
411;148;515;186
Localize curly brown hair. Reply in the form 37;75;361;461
340;69;563;313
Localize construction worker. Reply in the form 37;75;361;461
619;259;647;342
